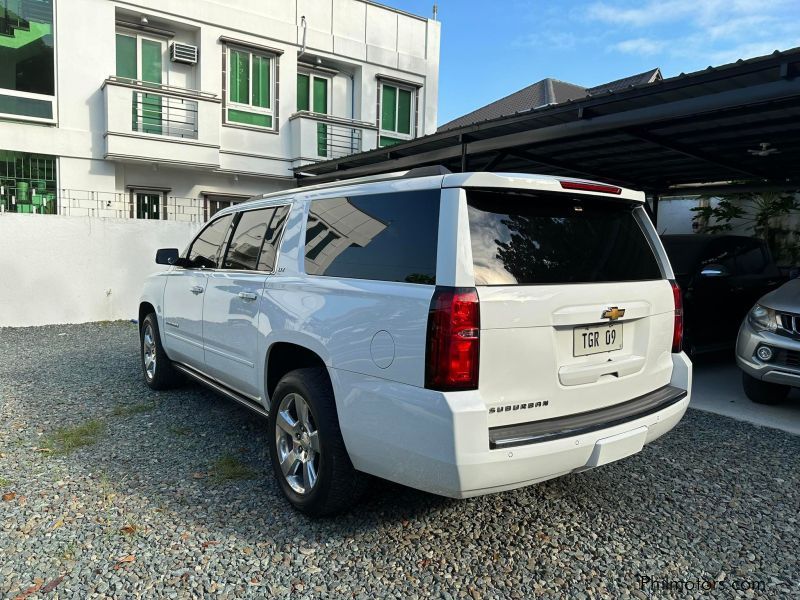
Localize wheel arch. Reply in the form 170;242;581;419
265;340;330;408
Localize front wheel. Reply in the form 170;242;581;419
140;313;182;390
268;368;367;516
741;371;789;405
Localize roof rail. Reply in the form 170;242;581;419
296;165;451;188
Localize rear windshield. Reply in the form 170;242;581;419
467;190;663;285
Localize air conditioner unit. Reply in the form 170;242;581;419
170;42;198;65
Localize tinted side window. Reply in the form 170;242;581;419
304;191;439;284
258;205;290;271
224;209;269;270
188;214;233;268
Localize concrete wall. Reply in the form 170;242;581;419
0;214;200;327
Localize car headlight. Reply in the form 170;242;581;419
748;304;776;332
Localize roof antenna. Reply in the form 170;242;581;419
432;3;438;20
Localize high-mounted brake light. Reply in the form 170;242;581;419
670;280;683;353
559;180;622;195
425;287;480;391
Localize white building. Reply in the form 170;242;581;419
0;0;440;221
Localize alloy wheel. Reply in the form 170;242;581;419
274;393;321;494
142;323;157;381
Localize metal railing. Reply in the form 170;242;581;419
133;91;199;140
60;190;204;221
319;122;363;159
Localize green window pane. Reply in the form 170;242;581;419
379;135;405;147
381;85;397;132
397;89;412;135
230;50;249;104
297;74;310;111
116;34;137;79
228;108;272;128
141;40;162;84
252;55;270;108
312;77;327;114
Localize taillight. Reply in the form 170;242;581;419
425;287;480;391
559;180;622;195
670;280;683;353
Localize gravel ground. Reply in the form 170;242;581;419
0;322;798;599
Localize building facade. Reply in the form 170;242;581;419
0;0;440;221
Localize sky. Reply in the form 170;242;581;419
387;0;800;126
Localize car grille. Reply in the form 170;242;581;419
784;350;800;368
777;312;800;337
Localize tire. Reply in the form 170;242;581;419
741;371;789;405
140;313;182;390
268;367;367;516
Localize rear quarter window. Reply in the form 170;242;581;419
304;190;440;284
467;190;663;285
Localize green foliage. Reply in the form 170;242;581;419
43;419;106;454
691;191;800;264
209;454;257;484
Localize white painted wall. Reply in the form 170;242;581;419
0;214;200;327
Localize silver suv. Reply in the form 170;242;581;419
737;278;800;403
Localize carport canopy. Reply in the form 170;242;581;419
297;48;800;196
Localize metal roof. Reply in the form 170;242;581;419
298;48;800;193
439;69;661;131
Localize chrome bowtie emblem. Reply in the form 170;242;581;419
602;307;625;321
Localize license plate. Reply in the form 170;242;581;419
573;323;623;356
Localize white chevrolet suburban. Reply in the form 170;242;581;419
139;170;692;516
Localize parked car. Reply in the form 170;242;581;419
736;278;800;403
660;235;785;356
139;170;691;516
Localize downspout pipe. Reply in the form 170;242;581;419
298;15;307;60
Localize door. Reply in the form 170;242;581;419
297;73;329;157
115;32;165;134
135;191;162;220
162;214;233;367
202;205;290;398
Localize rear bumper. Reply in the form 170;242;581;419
331;353;692;498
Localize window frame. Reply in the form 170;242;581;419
0;0;58;124
115;29;168;84
378;81;416;146
296;70;331;115
218;204;291;273
224;44;277;131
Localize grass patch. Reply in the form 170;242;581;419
43;419;106;454
0;476;10;487
169;425;192;437
111;402;154;417
209;454;257;484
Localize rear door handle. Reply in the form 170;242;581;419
238;292;258;301
190;285;204;295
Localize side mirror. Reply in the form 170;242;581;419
699;263;730;278
155;248;181;266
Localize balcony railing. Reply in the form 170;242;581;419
290;112;378;167
133;90;199;140
102;77;221;168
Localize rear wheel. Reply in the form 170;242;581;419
742;372;789;405
140;313;182;390
268;367;367;516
